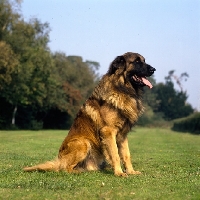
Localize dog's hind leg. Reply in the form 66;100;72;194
59;138;91;172
24;139;91;173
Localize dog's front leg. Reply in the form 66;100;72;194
118;137;141;175
100;126;127;177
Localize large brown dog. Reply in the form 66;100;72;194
24;52;155;176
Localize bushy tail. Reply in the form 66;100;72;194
23;159;60;172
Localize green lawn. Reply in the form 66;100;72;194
0;128;199;200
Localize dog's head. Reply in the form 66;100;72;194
108;52;156;88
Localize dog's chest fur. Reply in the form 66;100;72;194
84;74;144;134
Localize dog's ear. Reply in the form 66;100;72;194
107;56;126;75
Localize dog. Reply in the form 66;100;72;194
24;52;156;176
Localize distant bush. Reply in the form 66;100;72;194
137;105;171;128
29;120;43;130
172;113;200;134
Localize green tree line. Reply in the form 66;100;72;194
0;0;194;130
139;72;194;127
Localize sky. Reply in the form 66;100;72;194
21;0;200;110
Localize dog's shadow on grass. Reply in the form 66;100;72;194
101;170;114;176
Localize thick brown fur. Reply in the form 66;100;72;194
24;52;155;176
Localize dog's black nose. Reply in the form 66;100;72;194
149;67;156;73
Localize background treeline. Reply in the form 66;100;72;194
0;0;198;133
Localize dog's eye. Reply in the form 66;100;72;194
135;58;141;63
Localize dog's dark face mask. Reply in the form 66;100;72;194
108;52;156;89
126;56;156;89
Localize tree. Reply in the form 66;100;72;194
154;71;193;120
0;41;19;89
165;70;189;92
0;0;21;40
42;53;100;129
0;1;54;126
0;0;101;129
51;53;83;117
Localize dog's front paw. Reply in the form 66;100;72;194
114;172;128;177
126;170;141;175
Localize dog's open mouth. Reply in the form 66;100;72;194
133;75;153;89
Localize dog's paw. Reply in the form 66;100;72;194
126;170;141;175
114;172;128;177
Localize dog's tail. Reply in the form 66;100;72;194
23;159;60;172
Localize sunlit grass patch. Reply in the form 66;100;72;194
0;128;199;199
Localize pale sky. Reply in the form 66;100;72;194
21;0;200;110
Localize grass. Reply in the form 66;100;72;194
0;128;199;200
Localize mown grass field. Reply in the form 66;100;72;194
0;128;199;200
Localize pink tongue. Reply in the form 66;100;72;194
141;77;153;89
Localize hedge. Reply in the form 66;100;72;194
172;113;200;134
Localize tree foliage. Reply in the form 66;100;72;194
154;72;193;120
0;0;99;129
0;0;194;129
0;41;18;89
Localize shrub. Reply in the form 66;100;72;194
30;120;43;130
137;105;171;128
172;112;200;134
